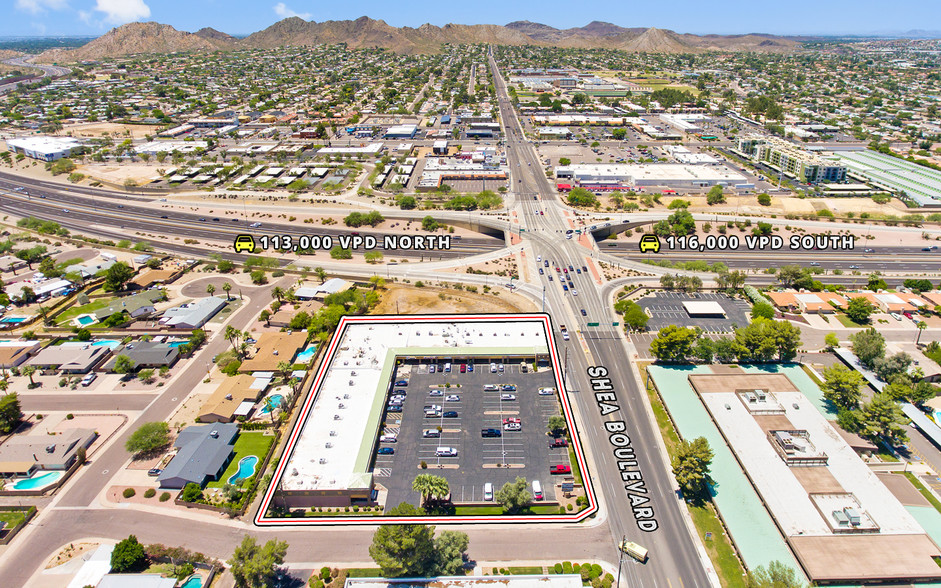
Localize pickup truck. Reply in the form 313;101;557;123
560;324;570;340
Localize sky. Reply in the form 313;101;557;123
6;0;941;38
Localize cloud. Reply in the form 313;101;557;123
94;0;151;25
14;0;68;15
274;2;311;20
78;9;92;25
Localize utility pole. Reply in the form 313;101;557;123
615;536;626;588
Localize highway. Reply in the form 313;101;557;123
0;57;70;93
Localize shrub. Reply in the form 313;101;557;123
159;491;171;502
66;413;74;420
321;567;331;580
144;488;156;498
554;563;563;574
562;562;573;575
590;564;602;579
580;568;592;582
122;487;136;498
567;503;573;510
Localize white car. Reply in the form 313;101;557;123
500;393;517;401
380;434;397;443
423;429;441;438
538;387;557;396
446;394;460;402
80;373;97;387
429;390;444;397
436;447;458;457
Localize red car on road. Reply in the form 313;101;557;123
550;465;571;475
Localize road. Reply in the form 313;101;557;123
488;49;712;587
0;57;69;94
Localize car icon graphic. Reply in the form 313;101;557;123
639;235;661;253
233;235;256;253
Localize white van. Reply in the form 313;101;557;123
436;447;457;457
483;384;499;391
538;387;557;396
490;363;497;373
444;362;451;373
484;482;494;501
532;480;543;500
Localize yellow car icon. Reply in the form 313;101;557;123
233;235;256;253
639;235;661;254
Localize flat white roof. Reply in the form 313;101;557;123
704;389;924;537
281;318;550;493
7;136;82;154
682;300;725;315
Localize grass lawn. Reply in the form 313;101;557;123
899;471;941;513
453;506;504;515
836;315;866;328
875;448;900;462
0;510;27;530
206;432;274;489
689;503;748;588
800;364;824;387
507;567;544;574
925;347;941;368
55;298;110;325
567;445;583;485
346;569;383;578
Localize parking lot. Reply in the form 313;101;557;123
635;291;751;334
371;359;571;507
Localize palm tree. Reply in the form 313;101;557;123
277;360;293;385
222;281;232;301
206;284;216;297
22;365;37;388
916;321;928;346
314;267;327;284
272;287;284;303
412;474;450;507
224;325;241;353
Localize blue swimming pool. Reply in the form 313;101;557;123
167;340;189;348
76;315;96;327
0;317;27;324
180;575;203;588
296;344;317;363
227;456;259;485
13;470;63;490
260;394;284;415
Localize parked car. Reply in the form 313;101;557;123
435;447;458;457
429;390;444;397
395;380;408;386
550;439;569;448
423;429;441;438
550;465;572;475
380;434;397;443
500;394;517;401
443;411;459;418
80;373;98;387
501;384;517;391
446;394;460;402
147;468;163;477
377;447;394;455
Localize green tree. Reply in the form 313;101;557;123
846;297;876;324
821;364;864;411
706;185;726;205
330;247;352;260
110;535;146;573
824;333;840;350
776;265;812;289
672;437;713;497
412;474;450;507
623;303;649;332
104;262;135;291
746;560;806;588
314;267;327;283
228;536;289;588
856;393;909;445
433;530;469;575
222;281;232;300
250;270;267;285
495;476;532;513
733;318;801;362
206;283;216;297
0;392;23;434
181;482;203;502
751;302;775;320
398;195;418;209
548;415;567;436
650;325;700;362
125;421;170;455
567;187;599;207
113;354;136;375
369;502;437;577
872;352;912;382
851;328;885;369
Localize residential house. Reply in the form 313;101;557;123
160;296;226;329
238;331;308;373
294;278;350;301
93;290;165;322
0;340;42;369
27;345;111;374
0;428;97;477
157;423;238;489
198;374;266;423
102;341;179;371
268;300;322;328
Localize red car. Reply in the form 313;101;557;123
550;465;571;475
503;417;521;425
460;364;466;373
550;439;569;448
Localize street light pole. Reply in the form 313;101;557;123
615;536;626;588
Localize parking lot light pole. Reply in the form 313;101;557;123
615;536;625;588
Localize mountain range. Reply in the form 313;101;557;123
34;16;801;62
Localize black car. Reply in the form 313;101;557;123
386;405;402;413
160;215;169;219
147;468;163;477
580;309;587;316
481;428;502;438
393;389;407;395
443;411;459;418
395;380;408;386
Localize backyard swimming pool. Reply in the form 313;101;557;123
260;394;284;415
12;470;63;490
168;340;189;348
180;575;203;588
61;339;121;350
227;456;259;485
295;344;317;363
0;317;27;324
75;315;96;327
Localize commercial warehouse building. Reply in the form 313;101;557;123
736;136;847;184
555;163;748;189
268;316;553;510
6;136;83;162
834;149;941;207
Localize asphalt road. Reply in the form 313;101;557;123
488;50;712;587
0;57;70;94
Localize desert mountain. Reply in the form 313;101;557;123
37;17;801;62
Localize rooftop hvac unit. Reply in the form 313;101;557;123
45;444;56;453
291;468;298;476
325;443;333;448
343;394;350;399
319;458;327;464
210;430;219;438
338;403;345;409
329;430;336;436
333;414;341;420
225;394;233;400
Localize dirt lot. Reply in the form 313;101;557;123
61;122;162;140
371;284;536;314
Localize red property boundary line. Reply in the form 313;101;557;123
254;313;598;526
